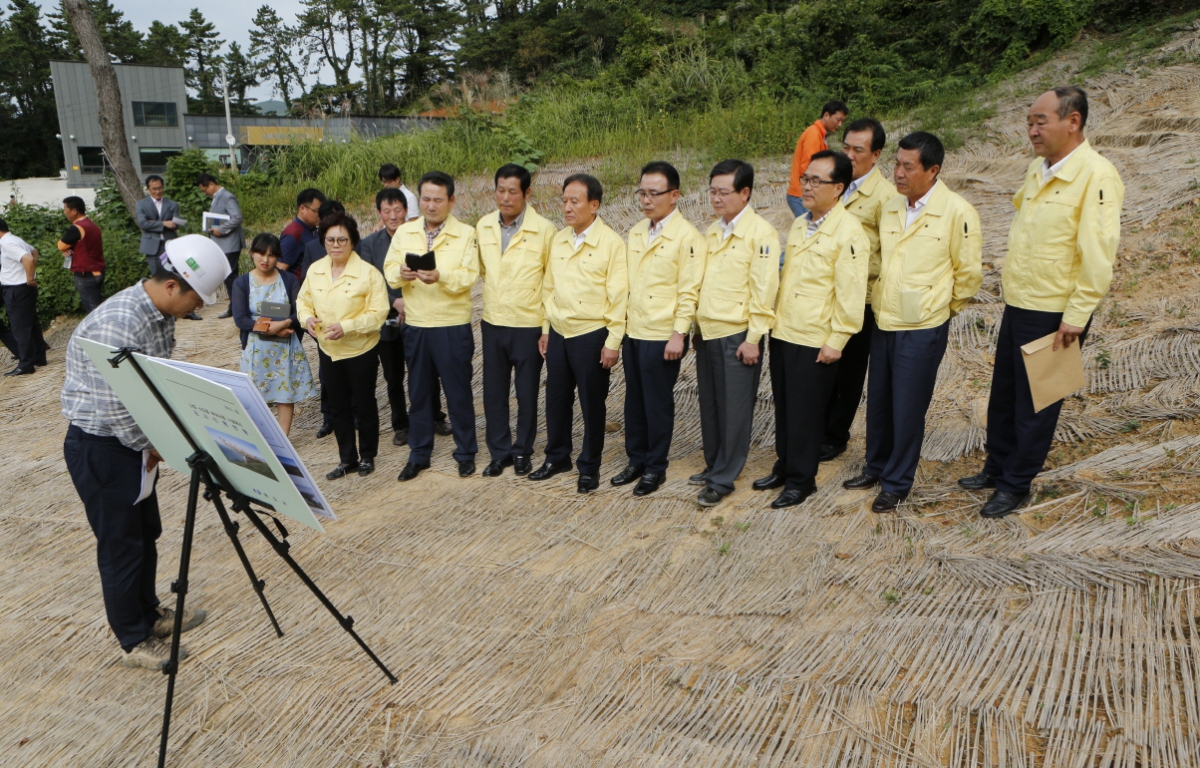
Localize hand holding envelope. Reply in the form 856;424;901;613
1020;332;1087;413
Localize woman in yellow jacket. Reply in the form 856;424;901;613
297;211;390;480
842;132;982;512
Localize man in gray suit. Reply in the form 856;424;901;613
135;176;200;320
197;173;244;318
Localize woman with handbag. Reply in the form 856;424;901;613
296;212;390;479
232;233;316;436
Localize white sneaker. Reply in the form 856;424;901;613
153;605;208;638
122;635;187;671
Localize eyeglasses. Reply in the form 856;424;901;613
800;176;838;188
708;188;737;198
303;203;321;213
324;236;350;246
635;189;673;200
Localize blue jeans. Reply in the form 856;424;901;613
786;194;808;218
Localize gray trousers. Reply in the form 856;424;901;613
695;330;762;495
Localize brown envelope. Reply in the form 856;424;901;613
1020;332;1087;413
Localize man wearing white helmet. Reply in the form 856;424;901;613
61;235;229;671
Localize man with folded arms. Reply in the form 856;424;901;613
529;173;628;493
477;164;556;477
692;159;780;508
820;117;897;462
843;132;982;513
754;151;868;508
960;87;1123;519
384;171;480;481
613;161;706;497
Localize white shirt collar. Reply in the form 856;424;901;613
573;219;596;250
843;166;874;203
720;206;749;240
647;209;675;244
1042;145;1082;183
905;181;939;230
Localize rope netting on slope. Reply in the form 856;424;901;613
2;28;1200;768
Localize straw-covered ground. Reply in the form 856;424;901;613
3;27;1200;767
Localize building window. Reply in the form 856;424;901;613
132;101;179;128
139;147;183;173
78;147;106;174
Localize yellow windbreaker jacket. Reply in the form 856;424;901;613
477;206;556;328
296;252;390;361
383;215;479;328
1002;140;1124;328
543;217;628;350
625;212;707;341
843;167;898;304
774;203;869;350
872;181;983;332
696;206;780;345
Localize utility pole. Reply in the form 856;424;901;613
221;64;238;172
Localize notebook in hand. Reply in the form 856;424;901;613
405;251;436;272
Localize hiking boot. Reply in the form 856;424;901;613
122;635;187;671
153;605;208;638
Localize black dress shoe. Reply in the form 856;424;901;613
632;472;665;496
392;428;408;446
217;309;233;319
35;358;48;367
357;461;375;477
316;422;334;439
843;472;879;490
958;471;997;491
397;462;429;482
577;474;599;493
528;461;569;481
610;464;644;486
513;456;533;475
458;460;476;477
752;473;784;491
4;367;34;376
771;484;816;509
871;491;906;513
433;420;453;436
183;311;203;321
980;490;1029;519
819;444;846;462
482;458;512;477
326;462;360;480
688;470;710;486
696;488;726;507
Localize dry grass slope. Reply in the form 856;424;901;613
2;24;1200;768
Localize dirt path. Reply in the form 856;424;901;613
2;28;1200;767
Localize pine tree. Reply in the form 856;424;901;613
248;5;308;111
178;8;224;114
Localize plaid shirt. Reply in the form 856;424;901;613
425;222;444;251
61;281;176;450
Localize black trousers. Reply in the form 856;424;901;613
404;324;477;464
64;425;161;651
984;304;1091;494
622;337;681;474
323;330;443;428
770;338;840;491
545;327;611;475
223;250;240;301
865;321;949;495
482;321;543;462
824;305;875;449
320;346;380;465
73;272;104;314
2;284;46;372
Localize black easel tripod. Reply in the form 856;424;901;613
106;348;397;767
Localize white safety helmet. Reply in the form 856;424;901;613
161;234;232;305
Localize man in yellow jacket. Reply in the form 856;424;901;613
383;171;480;481
961;87;1124;519
528;174;628;493
476;164;556;478
821;117;898;462
693;159;780;508
843;132;982;512
612;161;706;497
754;151;868;509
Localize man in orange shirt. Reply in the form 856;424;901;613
787;100;848;218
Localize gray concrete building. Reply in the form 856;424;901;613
51;60;434;188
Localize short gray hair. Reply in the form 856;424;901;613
1053;86;1088;128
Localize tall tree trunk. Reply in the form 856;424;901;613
63;0;143;216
